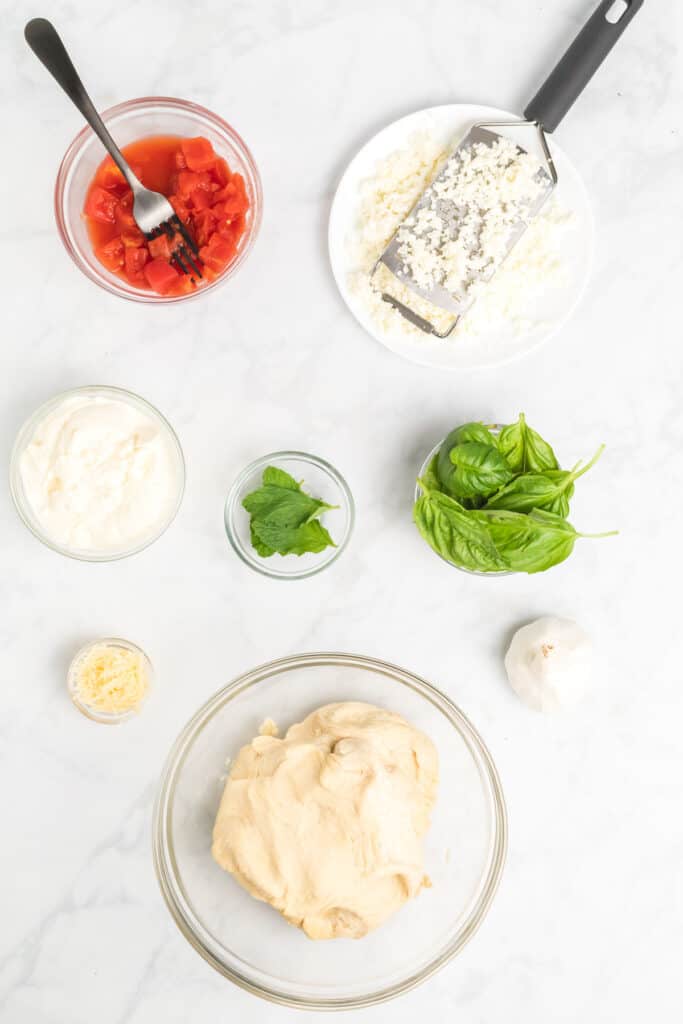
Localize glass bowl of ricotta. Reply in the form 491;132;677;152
153;652;507;1010
9;385;185;561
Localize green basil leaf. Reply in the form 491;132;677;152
484;471;574;514
252;518;336;556
420;454;442;494
262;466;301;490
440;442;513;501
250;520;275;557
485;445;604;515
473;507;578;573
545;491;572;518
436;423;499;491
414;490;508;572
242;485;327;525
446;422;500;448
498;413;558;474
244;466;338;557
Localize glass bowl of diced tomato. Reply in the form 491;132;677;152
55;96;262;302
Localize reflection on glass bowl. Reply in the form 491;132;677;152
153;652;507;1009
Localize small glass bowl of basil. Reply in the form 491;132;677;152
415;428;512;578
225;451;354;579
414;415;614;576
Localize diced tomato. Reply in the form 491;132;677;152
181;136;216;172
200;264;219;283
169;194;190;223
199;232;237;272
177;170;212;198
232;173;247;196
97;159;143;192
148;233;172;261
213;215;230;239
215;212;245;244
200;255;225;275
214;183;234;203
198;250;221;274
190;187;212;211
96;236;125;272
214;179;248;213
85;185;118;224
111;193;144;246
113;191;134;227
99;159;125;189
125;246;148;279
174;272;194;295
210;235;237;262
121;224;145;247
84;134;250;293
192;209;216;247
219;192;248;218
144;258;180;295
176;171;199;197
211;157;231;187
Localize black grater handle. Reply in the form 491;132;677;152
524;0;644;132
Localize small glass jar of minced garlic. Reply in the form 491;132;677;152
67;638;153;724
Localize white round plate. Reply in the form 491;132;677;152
329;104;594;371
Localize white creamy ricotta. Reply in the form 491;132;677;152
18;393;182;554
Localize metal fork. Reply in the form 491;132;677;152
24;18;202;281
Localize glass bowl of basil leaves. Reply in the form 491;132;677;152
414;416;615;576
225;451;354;579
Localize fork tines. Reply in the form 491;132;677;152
147;215;203;282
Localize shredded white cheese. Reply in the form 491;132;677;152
72;643;149;715
396;136;546;294
346;130;574;340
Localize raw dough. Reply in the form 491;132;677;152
211;701;439;939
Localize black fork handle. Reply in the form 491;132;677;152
524;0;644;132
24;18;136;187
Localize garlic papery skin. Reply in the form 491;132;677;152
504;617;594;712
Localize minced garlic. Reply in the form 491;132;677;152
70;641;150;717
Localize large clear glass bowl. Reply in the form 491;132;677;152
54;96;262;303
153;652;507;1010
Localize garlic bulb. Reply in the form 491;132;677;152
504;617;593;712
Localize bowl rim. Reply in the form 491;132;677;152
415;425;514;578
224;451;355;579
9;384;186;561
54;95;263;304
152;651;508;1010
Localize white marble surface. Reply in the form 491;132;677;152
1;1;681;1020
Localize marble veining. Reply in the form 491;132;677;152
0;0;681;1021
